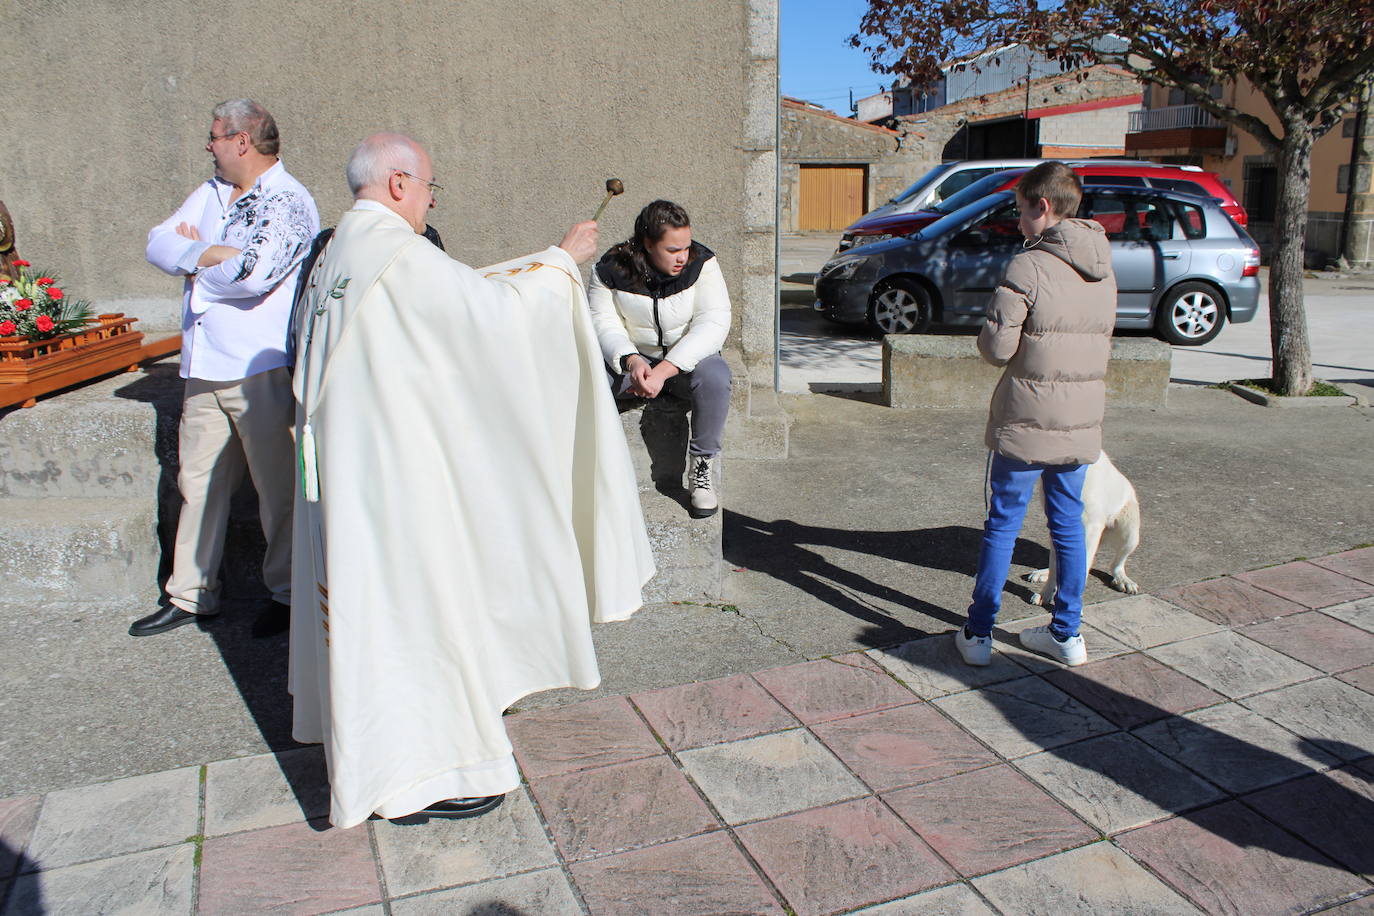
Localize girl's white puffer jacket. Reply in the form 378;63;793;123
587;243;731;372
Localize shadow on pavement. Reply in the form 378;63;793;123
724;512;1051;642
856;622;1374;875
2;840;46;915
114;366;322;830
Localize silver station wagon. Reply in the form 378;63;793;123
814;186;1261;345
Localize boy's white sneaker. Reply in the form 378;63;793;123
1019;625;1087;666
954;627;993;666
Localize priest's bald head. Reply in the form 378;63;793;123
346;133;439;233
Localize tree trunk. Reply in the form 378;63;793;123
1269;127;1315;395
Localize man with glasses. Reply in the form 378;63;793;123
136;99;319;639
287;132;653;827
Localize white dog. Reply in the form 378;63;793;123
1027;451;1140;605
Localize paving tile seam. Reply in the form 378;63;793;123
363;819;395;916
16;838;197;877
190;763;206;916
504;784;595;916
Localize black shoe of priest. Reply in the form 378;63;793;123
417;795;505;819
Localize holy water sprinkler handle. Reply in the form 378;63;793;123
592;178;624;222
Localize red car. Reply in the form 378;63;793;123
837;163;1246;251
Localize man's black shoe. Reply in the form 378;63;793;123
251;600;291;639
129;606;210;637
417;794;505;819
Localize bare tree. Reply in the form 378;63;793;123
853;0;1374;394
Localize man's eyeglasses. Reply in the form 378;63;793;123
207;131;242;144
394;170;443;197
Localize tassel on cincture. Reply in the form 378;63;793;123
300;422;320;503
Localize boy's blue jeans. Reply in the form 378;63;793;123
967;452;1089;640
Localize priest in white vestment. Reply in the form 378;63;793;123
289;133;655;828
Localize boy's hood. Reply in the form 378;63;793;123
1030;218;1113;281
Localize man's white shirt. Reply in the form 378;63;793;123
147;161;319;381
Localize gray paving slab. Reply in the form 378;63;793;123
1015;732;1225;834
1132;702;1340;794
852;883;998;915
1146;629;1325;699
677;729;866;824
1079;594;1220;649
388;868;583;915
203;747;330;836
1;844;194;916
930;676;1116;759
1242;679;1374;762
1324;596;1374;633
23;767;199;872
971;842;1202;915
371;788;558;897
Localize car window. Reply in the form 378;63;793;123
934;168;996;202
889;163;956;205
1083;175;1147;187
1171;201;1207;239
963;200;1022;241
1150;178;1210;197
1136;199;1182;241
1085;195;1181;241
930;170;1024;214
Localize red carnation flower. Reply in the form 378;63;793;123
35;315;55;333
12;259;30;267
0;321;16;336
15;298;32;311
36;277;54;286
48;288;64;301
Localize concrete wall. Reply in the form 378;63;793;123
2;0;779;380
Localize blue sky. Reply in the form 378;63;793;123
780;0;891;111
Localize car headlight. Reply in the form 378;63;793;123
818;256;868;281
851;234;893;248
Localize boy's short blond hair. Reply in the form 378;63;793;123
1016;162;1082;218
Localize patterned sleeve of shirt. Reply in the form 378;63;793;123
193;188;318;300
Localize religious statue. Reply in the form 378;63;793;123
0;200;18;283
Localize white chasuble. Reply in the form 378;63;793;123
288;204;655;828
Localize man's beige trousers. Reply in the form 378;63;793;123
165;367;294;615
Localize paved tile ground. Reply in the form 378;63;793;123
4;550;1374;915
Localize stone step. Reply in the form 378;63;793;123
0;497;161;604
0;361;180;499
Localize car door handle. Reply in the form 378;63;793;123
1161;251;1182;260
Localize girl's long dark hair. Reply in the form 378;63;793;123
604;199;692;288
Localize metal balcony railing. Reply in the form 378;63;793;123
1128;104;1225;132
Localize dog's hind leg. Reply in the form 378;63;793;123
1030;548;1056;606
1102;498;1141;594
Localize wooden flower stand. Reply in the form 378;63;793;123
0;314;179;410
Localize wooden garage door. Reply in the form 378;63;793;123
799;165;867;231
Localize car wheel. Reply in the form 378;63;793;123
1155;281;1226;346
868;278;933;334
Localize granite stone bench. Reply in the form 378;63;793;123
883;335;1172;409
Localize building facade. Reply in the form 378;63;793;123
1125;79;1372;265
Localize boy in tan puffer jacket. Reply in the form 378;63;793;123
955;161;1117;668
